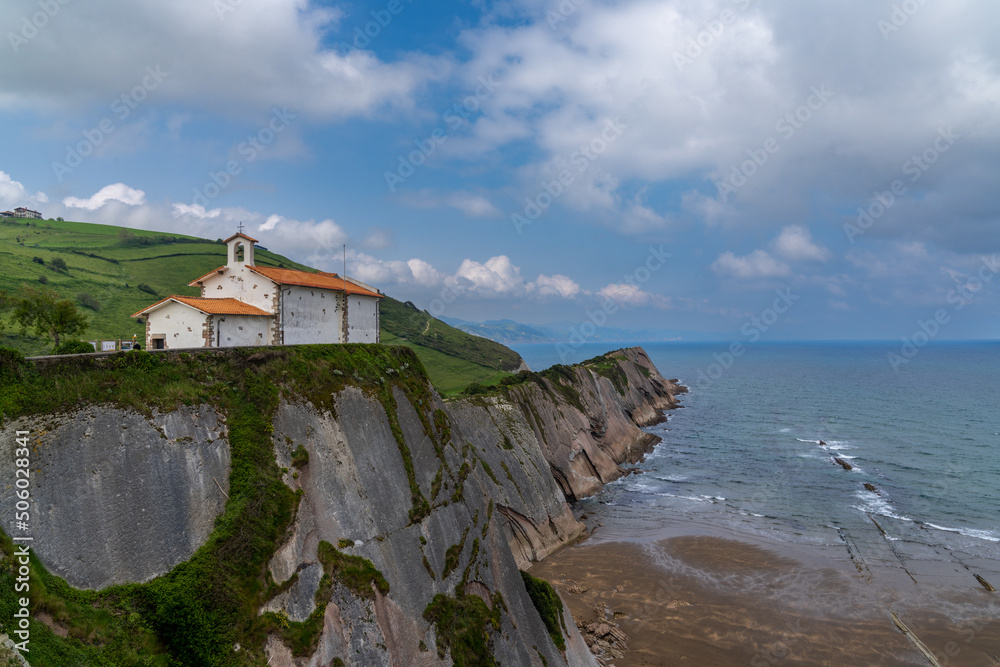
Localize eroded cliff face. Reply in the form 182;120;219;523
1;404;229;589
260;384;593;666
254;347;683;666
498;347;686;500
0;344;680;666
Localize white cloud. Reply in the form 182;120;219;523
361;228;394;250
452;0;1000;245
172;203;222;220
346;251;591;306
63;183;145;210
454;255;527;296
400;190;501;218
260;216;350;260
407;258;443;288
772;225;830;262
0;0;443;120
597;283;671;309
0;171;48;208
533;274;582;299
712;250;791;280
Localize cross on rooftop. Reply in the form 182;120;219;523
237;221;245;234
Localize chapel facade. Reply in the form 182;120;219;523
132;233;381;349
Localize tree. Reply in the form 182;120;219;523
50;256;67;272
13;285;88;351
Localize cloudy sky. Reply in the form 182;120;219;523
2;0;999;340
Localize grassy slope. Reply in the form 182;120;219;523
0;217;521;394
378;297;522;395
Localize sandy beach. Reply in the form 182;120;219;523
530;518;1000;666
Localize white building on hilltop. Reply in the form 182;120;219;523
132;233;382;349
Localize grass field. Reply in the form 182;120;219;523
0;217;521;394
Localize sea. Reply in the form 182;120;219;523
511;341;1000;584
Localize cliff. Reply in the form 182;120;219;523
0;344;681;666
486;348;686;500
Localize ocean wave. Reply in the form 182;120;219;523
853;492;912;522
835;454;858;460
925;523;1000;543
779;428;791;433
796;438;821;444
654;492;712;503
629;482;663;494
653;475;689;483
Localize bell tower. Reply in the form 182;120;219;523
224;232;256;267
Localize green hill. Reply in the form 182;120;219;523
0;217;523;394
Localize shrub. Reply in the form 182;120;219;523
37;274;48;284
137;283;157;295
290;445;309;468
520;570;566;651
54;340;96;355
76;292;101;311
0;346;27;384
32;256;44;264
50;257;67;272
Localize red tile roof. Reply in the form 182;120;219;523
188;265;228;287
188;264;381;298
224;232;259;243
248;266;382;298
132;296;273;318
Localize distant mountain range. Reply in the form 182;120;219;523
439;316;729;345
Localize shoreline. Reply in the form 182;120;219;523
531;512;1000;666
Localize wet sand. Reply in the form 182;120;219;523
530;524;1000;666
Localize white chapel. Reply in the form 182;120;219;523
132;233;382;349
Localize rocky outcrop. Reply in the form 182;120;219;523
0;404;229;589
0;344;679;665
263;384;594;666
498;347;685;500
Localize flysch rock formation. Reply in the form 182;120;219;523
2;345;682;665
0;404;229;590
500;347;686;500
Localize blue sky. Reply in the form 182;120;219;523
2;0;999;340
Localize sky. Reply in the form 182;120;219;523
2;0;999;341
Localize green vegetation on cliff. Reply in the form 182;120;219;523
0;217;522;394
0;344;430;666
520;570;566;652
